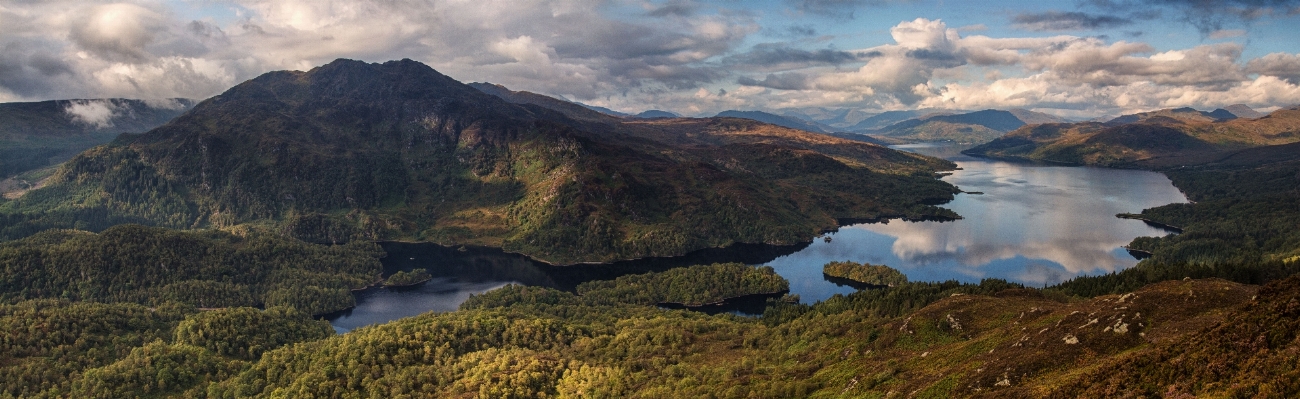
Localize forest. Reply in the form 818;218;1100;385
821;261;909;287
1;135;1298;398
0;224;383;315
384;269;434;287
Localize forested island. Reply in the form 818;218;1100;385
383;269;433;287
576;263;789;307
822;261;909;287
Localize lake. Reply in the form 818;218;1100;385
326;143;1187;332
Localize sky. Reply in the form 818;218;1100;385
3;0;1300;119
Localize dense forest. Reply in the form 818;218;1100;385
575;263;788;307
0;224;383;315
5;257;1294;397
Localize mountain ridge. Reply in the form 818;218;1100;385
0;58;959;265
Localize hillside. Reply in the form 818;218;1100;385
0;59;958;265
858;109;1065;144
4;103;1299;396
0;99;192;193
7;261;1296;398
965;106;1300;167
714;110;828;133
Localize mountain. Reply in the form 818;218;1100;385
468;82;620;125
714;110;827;133
846;110;937;131
1104;107;1234;125
0;59;958;265
578;103;629;117
634;110;679;118
860;109;1040;144
0;98;193;181
1007;108;1071;124
964;106;1300;167
1223;104;1264;118
780;107;877;129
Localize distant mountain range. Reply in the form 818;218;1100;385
634;110;680;118
848;109;1071;144
1;59;958;264
965;104;1300;168
0;98;193;182
1104;105;1263;125
713;110;828;133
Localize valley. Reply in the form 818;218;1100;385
1;59;1299;398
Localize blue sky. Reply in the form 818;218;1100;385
3;0;1299;119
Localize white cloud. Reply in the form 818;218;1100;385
1;3;1298;118
65;99;119;128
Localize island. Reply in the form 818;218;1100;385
383;268;433;287
576;263;789;307
822;261;909;287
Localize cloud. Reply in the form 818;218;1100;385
646;0;697;17
0;0;759;103
1012;11;1134;31
723;43;867;69
3;1;1298;118
64;99;119;129
737;72;811;90
1083;0;1300;34
786;0;868;17
1246;53;1300;84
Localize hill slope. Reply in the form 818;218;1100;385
714;110;827;133
965;106;1300;167
0;98;192;182
858;109;1064;144
0;59;958;264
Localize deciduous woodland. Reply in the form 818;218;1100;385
1;59;1299;398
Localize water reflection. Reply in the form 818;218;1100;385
326;242;806;332
327;143;1188;330
767;144;1187;302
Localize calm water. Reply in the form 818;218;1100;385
327;143;1187;331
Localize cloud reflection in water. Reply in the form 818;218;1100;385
766;156;1188;303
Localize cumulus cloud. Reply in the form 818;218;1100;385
3;1;1299;118
0;0;756;103
1011;11;1134;31
726;17;1300;115
1246;53;1300;84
